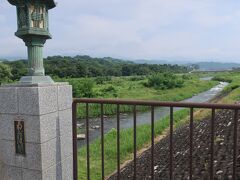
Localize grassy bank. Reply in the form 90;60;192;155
219;87;240;103
210;71;240;93
69;75;218;118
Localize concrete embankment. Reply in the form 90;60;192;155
109;108;240;179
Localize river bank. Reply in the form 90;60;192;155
77;81;229;179
77;82;228;147
76;75;218;118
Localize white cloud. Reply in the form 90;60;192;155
0;15;5;23
1;0;240;62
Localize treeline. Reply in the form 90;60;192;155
2;55;191;81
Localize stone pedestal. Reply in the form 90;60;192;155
0;83;73;180
20;76;54;84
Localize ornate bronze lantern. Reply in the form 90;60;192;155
8;0;56;83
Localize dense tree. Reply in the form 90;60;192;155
3;55;191;80
4;60;27;80
122;65;133;76
0;62;12;84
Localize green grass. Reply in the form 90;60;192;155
72;75;218;118
78;109;190;179
219;87;240;103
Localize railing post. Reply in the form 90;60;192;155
151;106;155;180
101;103;105;180
117;104;120;180
233;109;238;180
189;108;194;180
72;101;78;180
133;105;137;180
210;108;215;179
170;107;174;180
86;103;90;180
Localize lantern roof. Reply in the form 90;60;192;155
8;0;56;9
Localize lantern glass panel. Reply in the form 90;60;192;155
29;4;46;29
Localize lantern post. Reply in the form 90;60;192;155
0;1;74;179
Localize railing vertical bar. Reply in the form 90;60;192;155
233;109;238;180
101;103;105;180
210;108;215;180
133;105;137;180
189;108;193;180
86;103;90;180
151;106;155;180
72;102;78;180
169;107;174;180
117;104;120;180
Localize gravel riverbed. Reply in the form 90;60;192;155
109;109;240;180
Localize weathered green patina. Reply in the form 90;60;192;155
8;0;56;83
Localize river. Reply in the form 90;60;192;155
77;80;229;147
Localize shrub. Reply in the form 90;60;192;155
102;86;116;93
182;74;191;80
129;76;145;81
95;76;111;84
145;73;184;89
101;86;118;97
72;78;95;98
212;76;232;83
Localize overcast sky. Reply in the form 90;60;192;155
1;0;240;62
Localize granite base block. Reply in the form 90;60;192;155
0;83;73;180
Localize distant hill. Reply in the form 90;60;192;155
134;60;240;71
135;59;170;64
135;59;191;65
190;62;240;71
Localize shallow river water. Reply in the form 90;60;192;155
78;81;229;147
